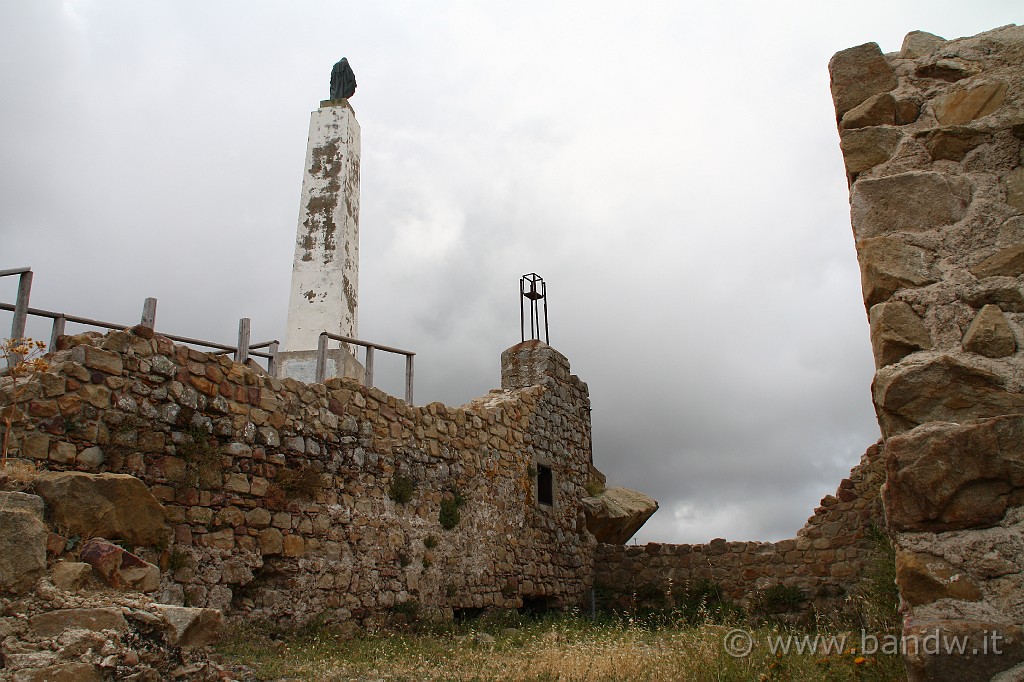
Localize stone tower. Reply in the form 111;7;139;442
277;95;363;382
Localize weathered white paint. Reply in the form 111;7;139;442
283;100;360;355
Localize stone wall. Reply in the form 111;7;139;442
830;24;1024;681
1;330;597;624
594;441;886;618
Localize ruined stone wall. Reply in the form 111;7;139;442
594;442;885;618
1;330;596;624
830;24;1024;681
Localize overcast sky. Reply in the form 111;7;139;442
1;2;1019;544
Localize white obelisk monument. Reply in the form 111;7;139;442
276;88;363;382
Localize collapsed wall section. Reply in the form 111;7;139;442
830;24;1024;681
0;330;597;624
594;441;886;618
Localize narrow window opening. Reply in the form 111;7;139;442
537;464;553;506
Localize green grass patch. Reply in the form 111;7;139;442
216;613;905;681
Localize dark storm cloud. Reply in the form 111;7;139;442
1;0;1018;544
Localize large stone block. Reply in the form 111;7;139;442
840;93;896;130
869;301;932;367
13;662;102;682
923;126;991;162
900;31;946;59
29;607;128;637
895;549;981;605
829;42;897;119
0;494;47;593
840;127;902;174
962;304;1016;358
902;619;1023;682
1004;166;1024;211
851;172;969;240
971;244;1024;279
153;605;223;648
873;356;1024;436
933;82;1008;125
582;487;658;544
856;236;937;308
32;472;167;547
883;416;1024;531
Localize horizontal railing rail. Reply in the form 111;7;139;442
317;331;415;404
1;268;277;374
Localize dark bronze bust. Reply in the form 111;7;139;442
330;57;356;100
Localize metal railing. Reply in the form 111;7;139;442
2;268;278;374
316;331;414;404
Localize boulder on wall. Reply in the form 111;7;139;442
0;491;47;593
582;487;658;544
32;471;167;547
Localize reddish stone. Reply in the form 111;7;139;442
80;538;159;592
47;532;68;556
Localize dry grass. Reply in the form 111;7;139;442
217;614;906;681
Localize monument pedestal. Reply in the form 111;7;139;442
275;348;364;385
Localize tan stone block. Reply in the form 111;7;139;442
869;301;932;367
971;244;1024;279
851;171;969;240
962;304;1016;358
899;30;945;58
79;384;111;408
21;433;50;459
224;473;250;493
896;550;981;606
79;347;123;376
1003;166;1024;211
49;441;76;464
259;528;283;555
282;534;305;557
840;127;902;174
856;236;937;308
202;529;235;550
933;81;1008;125
840;93;896;130
187;506;214;525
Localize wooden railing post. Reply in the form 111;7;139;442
49;315;66;351
11;270;32;342
315;333;328;383
267;341;279;377
365;345;375;388
235;318;250;364
141;297;157;329
405;354;414;405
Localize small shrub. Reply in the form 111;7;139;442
423;535;438;549
167;547;190;572
178;424;221;488
389;599;420;622
398;551;411;568
1;338;49;467
584;477;605;497
439;498;460;530
754;584;805;614
389;475;416;504
422;555;432;569
276;463;322;499
851;523;900;631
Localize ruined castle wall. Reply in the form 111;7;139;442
1;330;596;623
594;442;885;617
830;24;1024;680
